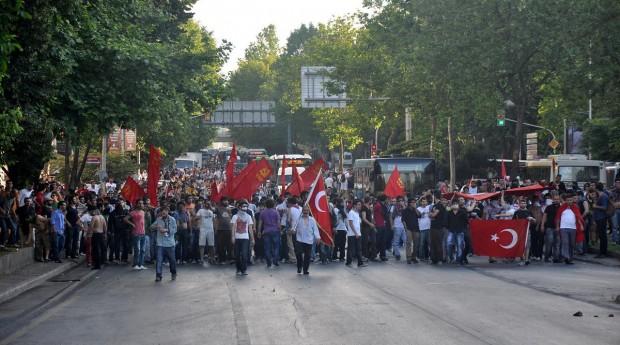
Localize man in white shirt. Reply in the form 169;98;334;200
196;200;215;264
416;198;432;260
286;198;302;264
18;185;33;207
346;199;367;267
324;173;334;189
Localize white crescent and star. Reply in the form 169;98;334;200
314;191;327;213
499;229;518;249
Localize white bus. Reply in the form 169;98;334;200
520;155;605;188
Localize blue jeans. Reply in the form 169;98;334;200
234;239;250;273
391;227;406;258
156;246;177;277
133;235;146;267
612;210;620;244
263;231;280;266
53;233;65;260
447;232;465;263
418;230;430;259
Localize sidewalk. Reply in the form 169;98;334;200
0;257;84;305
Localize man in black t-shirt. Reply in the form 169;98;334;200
540;192;561;262
429;193;448;264
513;198;536;265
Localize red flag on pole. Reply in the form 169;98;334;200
469;219;529;258
285;164;305;197
147;145;161;206
306;170;333;246
120;176;145;205
224;144;237;196
300;158;328;190
500;160;507;180
383;165;405;198
280;155;287;194
231;160;256;193
209;181;221;203
231;159;273;200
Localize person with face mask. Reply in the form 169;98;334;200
294;206;321;275
231;201;254;275
541;191;561;263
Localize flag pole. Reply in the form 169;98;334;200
304;168;322;207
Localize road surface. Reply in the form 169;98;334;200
0;257;618;345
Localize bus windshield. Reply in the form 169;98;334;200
558;166;600;183
374;158;435;195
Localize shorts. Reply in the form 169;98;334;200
199;229;215;247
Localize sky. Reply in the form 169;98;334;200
192;0;366;74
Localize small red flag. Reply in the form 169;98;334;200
120;176;145;205
224;144;237;196
383;165;405;198
285;164;305;197
209;181;221;203
500;160;507;180
147;145;161;206
469;219;529;258
280;155;287;194
306;171;333;246
300;158;328;190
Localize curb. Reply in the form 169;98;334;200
0;260;82;305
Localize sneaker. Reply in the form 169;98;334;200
274;262;279;267
140;265;148;270
171;274;177;280
132;266;140;270
358;263;368;267
155;276;162;282
241;272;248;276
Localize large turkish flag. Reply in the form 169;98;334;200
307;171;333;246
469;219;529;258
120;176;145;205
147;145;161;206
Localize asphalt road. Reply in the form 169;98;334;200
0;257;618;345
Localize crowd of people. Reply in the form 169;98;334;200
1;167;619;281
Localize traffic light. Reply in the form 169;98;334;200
497;113;505;126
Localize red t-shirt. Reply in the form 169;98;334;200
130;210;146;236
373;202;386;228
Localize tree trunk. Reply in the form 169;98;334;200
448;117;456;191
76;139;94;185
430;115;437;157
64;137;72;186
70;144;80;189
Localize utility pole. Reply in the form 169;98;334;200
405;107;412;141
100;135;108;183
563;118;567;154
448;117;455;191
339;138;344;173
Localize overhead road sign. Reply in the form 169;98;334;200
301;66;347;108
206;101;276;127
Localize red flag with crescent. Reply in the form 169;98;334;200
469;219;529;258
383;165;405;198
306;171;333;246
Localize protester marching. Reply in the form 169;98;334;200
2;143;619;284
